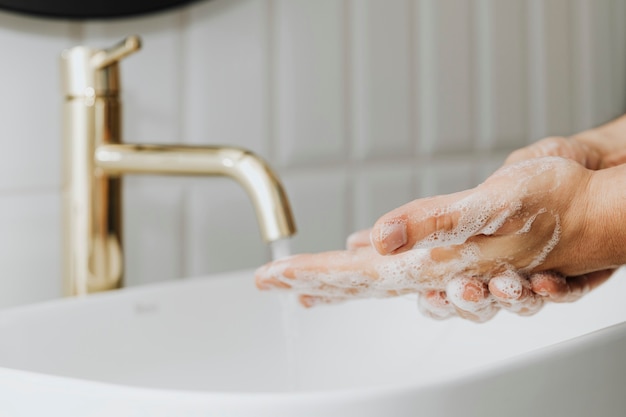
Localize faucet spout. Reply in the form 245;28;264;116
95;144;296;243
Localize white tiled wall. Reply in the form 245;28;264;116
0;0;624;308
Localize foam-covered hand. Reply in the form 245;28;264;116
256;157;614;322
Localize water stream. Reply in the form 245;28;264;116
269;239;299;391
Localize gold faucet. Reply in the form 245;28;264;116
61;36;296;296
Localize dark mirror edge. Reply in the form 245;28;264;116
0;0;202;20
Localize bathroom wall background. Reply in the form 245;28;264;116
0;0;624;308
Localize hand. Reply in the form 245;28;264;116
505;126;626;170
256;157;614;322
504;136;602;169
375;134;619;316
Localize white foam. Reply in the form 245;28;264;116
516;208;547;234
445;277;498;322
489;271;545;315
418;292;455;320
412;194;520;250
490;270;524;299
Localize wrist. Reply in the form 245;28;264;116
584;167;626;269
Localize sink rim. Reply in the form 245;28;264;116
1;318;624;403
1;267;625;400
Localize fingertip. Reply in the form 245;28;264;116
488;271;524;301
530;270;614;303
254;264;270;289
254;260;293;290
456;304;500;323
447;276;490;304
446;276;497;323
490;271;544;316
515;298;544;316
255;277;269;290
299;294;317;308
256;276;291;291
371;219;408;255
299;294;345;308
418;291;456;320
529;271;566;298
346;229;372;250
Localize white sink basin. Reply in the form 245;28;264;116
1;268;625;416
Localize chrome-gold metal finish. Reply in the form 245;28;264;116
62;36;296;296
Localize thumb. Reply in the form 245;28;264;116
370;188;497;255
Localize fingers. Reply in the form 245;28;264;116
529;270;614;303
256;276;292;290
445;276;499;323
346;229;372;250
417;291;456;320
255;247;382;298
488;270;543;316
370;189;481;255
299;294;346;308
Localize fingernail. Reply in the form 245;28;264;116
462;281;489;302
300;295;318;308
376;221;407;253
490;272;523;300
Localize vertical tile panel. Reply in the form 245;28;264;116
417;0;473;155
476;153;509;183
529;0;574;139
543;0;574;136
0;13;75;190
415;0;435;156
419;159;476;198
274;0;346;166
83;12;185;282
185;178;267;277
571;0;593;132
0;192;61;308
350;0;411;160
611;0;626;115
527;0;547;140
587;0;616;126
183;0;270;156
572;0;616;131
124;177;185;286
353;165;413;232
475;0;528;150
282;170;349;254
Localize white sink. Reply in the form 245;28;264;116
1;268;625;416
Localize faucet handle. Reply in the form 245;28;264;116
61;35;142;98
91;36;142;70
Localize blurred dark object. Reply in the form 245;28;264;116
0;0;203;19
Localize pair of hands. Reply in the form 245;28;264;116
255;134;621;322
